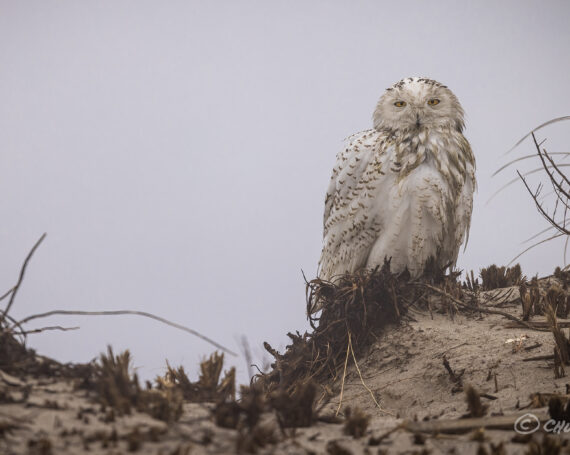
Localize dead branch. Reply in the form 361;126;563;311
518;171;569;235
522;354;555;362
515;131;570;238
533;133;570;195
10;309;237;356
1;233;46;323
405;411;550;434
0;286;15;302
0;233;237;356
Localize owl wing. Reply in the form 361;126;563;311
319;129;384;281
453;141;476;256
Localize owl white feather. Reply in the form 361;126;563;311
318;77;476;285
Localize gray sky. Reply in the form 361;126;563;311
1;1;569;383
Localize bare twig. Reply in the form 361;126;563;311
518;170;569;235
535;134;570;192
11;309;237;357
1;233;46;323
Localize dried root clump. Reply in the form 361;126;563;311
519;277;543;320
269;381;317;428
546;285;570;319
0;329;88;380
520;270;570;321
235;423;278;454
554;267;570;289
27;436;53;455
343;406;370;438
545;305;570;379
213;384;280;453
479;264;523;291
95;346;183;422
158;352;236;403
464;385;488;418
214;384;265;430
525;434;564;455
0;331;37;376
257;262;413;397
548;396;570;422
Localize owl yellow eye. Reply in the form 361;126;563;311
394;101;406;107
427;98;440;106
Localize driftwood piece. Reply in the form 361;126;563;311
505;320;570;329
405;412;550;434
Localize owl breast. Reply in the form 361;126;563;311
319;127;475;281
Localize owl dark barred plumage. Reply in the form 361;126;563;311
317;77;476;302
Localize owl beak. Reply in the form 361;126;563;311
415;113;421;127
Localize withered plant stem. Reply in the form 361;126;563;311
348;331;394;416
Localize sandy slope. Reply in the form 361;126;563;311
1;279;570;454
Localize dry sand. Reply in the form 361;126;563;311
2;277;570;454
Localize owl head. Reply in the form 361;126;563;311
372;77;465;133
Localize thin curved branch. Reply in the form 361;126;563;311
11;309;237;357
2;233;46;322
508;232;565;266
487;165;570;204
522;219;569;244
505;116;570;155
493;152;569;177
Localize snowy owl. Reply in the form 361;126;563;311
318;77;476;283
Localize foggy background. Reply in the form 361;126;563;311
1;1;569;384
